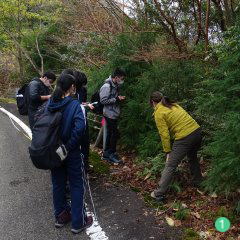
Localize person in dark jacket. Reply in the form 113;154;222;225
28;71;56;130
74;70;95;172
100;68;126;164
74;71;87;103
48;74;93;233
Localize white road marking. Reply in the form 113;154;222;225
0;106;32;139
86;213;109;240
0;105;109;240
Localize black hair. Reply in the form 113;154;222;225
61;69;75;76
74;71;87;91
52;74;76;102
42;71;56;82
112;68;126;78
150;91;176;109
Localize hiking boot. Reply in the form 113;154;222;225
192;176;204;188
71;216;93;234
112;152;120;160
108;153;123;164
102;150;111;161
55;209;71;228
150;191;166;202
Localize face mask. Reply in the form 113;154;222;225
118;80;124;85
43;79;51;87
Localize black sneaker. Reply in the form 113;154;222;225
102;150;111;161
150;191;166;202
108;153;123;164
71;216;93;234
192;177;204;188
112;152;120;160
55;209;71;228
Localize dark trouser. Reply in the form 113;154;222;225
51;150;87;229
155;128;203;196
104;117;119;153
28;109;37;130
81;122;90;172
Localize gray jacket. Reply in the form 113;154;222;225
100;77;120;119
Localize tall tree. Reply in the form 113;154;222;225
0;0;60;79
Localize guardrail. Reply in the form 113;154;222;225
87;113;107;150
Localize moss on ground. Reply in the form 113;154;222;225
89;150;110;175
183;228;200;240
0;97;16;104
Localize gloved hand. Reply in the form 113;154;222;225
56;144;68;161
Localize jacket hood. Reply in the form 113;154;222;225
48;96;73;112
105;76;117;87
105;76;112;83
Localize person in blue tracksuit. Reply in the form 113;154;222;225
74;70;95;173
47;74;93;234
61;69;94;172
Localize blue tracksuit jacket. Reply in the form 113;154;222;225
48;96;85;152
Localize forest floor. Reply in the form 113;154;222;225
90;147;240;240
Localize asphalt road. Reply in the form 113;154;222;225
0;102;182;240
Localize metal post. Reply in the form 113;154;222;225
94;126;103;148
103;118;107;151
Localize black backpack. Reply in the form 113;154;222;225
91;82;113;115
29;101;68;170
16;84;29;115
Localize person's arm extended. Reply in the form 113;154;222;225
40;95;51;101
29;81;50;103
155;114;171;153
65;105;85;151
100;84;117;105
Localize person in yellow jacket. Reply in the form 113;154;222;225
150;91;203;202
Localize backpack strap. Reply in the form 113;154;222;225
107;80;118;96
44;99;51;113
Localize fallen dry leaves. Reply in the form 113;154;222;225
93;147;240;239
165;216;175;226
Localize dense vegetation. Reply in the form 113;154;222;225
1;0;240;196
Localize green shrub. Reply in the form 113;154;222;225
86;32;205;179
22;24;69;82
173;202;190;220
183;228;200;240
198;22;240;194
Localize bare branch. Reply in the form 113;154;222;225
35;36;44;75
2;27;41;75
152;0;185;52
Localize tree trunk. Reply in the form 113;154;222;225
211;0;226;31
205;0;210;51
152;0;185;52
223;0;233;26
193;0;204;45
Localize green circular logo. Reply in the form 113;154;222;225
215;217;231;232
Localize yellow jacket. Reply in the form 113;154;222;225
154;103;200;153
